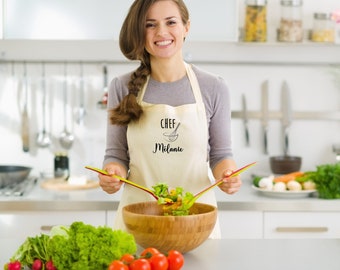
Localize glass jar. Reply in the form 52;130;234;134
312;13;335;43
54;152;69;179
278;0;303;42
332;10;340;44
244;0;267;42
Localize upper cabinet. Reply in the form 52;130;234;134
0;0;238;41
0;0;339;63
1;0;132;40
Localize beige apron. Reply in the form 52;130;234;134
113;63;221;238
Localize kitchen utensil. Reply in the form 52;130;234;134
85;161;256;203
40;178;99;191
281;80;292;156
85;165;159;200
0;165;32;188
59;63;74;149
261;80;269;154
97;64;108;108
21;63;30;152
36;63;51;148
75;62;86;125
122;201;217;253
242;94;250;146
187;161;256;208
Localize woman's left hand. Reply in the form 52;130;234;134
218;170;242;194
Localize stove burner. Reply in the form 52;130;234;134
0;177;37;196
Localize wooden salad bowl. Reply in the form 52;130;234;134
122;201;217;253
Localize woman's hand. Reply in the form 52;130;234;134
98;162;126;194
212;159;242;195
218;169;242;194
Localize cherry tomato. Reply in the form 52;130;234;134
149;253;168;270
140;247;160;258
129;258;151;270
120;253;135;265
7;261;21;270
167;250;184;270
108;260;129;270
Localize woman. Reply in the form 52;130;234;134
99;0;241;238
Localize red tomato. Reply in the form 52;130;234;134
129;258;151;270
120;253;135;265
108;260;129;270
167;250;184;270
149;253;168;270
140;247;160;258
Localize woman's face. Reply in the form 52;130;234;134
145;0;190;61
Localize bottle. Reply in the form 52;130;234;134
332;10;340;44
54;152;69;179
312;13;335;43
244;0;267;42
278;0;303;42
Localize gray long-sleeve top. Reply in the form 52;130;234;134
103;64;233;172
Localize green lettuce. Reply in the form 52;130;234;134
7;222;137;270
49;222;137;270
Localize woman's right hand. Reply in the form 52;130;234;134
98;162;126;194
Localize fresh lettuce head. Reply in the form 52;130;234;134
49;222;137;270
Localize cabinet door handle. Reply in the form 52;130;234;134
276;227;328;233
40;225;54;232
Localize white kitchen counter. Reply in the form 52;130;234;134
184;239;340;270
3;238;339;270
2;180;340;269
1;178;340;211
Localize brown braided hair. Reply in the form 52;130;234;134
109;0;190;125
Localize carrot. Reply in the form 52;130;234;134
273;171;304;183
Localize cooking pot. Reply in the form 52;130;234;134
0;165;32;188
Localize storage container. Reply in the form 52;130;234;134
244;0;267;42
278;0;303;42
54;152;69;179
312;13;335;43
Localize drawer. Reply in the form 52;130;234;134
219;211;263;239
0;211;106;237
264;212;340;239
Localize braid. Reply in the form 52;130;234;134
109;63;150;125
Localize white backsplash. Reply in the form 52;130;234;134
1;60;339;179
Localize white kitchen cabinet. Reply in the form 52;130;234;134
218;211;263;239
1;0;238;41
105;210;117;227
263;212;340;239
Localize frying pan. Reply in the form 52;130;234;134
0;165;32;188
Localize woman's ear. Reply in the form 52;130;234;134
184;19;190;39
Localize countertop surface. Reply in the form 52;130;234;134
3;239;339;269
184;239;340;270
1;177;340;211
